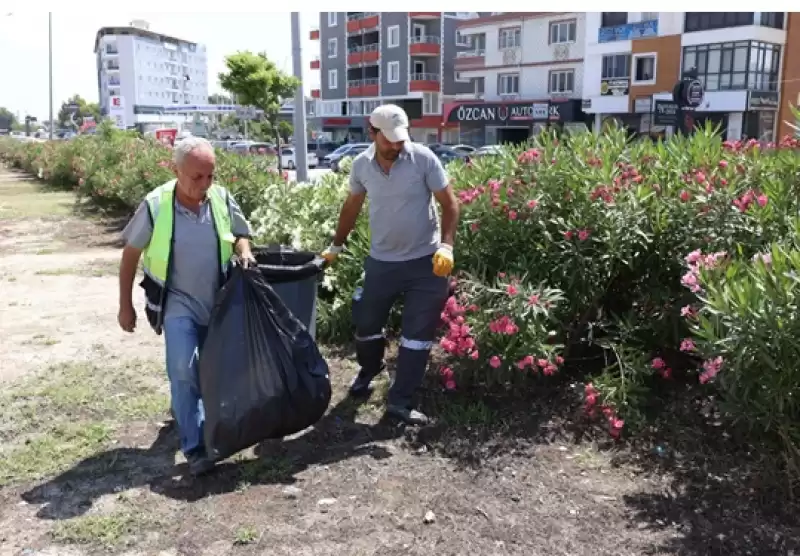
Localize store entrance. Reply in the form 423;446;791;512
496;126;530;145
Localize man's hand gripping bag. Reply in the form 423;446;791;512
199;265;331;461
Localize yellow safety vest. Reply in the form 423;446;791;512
140;180;235;334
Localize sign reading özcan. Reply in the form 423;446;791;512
448;102;555;124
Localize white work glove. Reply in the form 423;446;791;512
321;244;343;264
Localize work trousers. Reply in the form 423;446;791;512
353;255;449;408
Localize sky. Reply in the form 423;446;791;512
0;12;322;120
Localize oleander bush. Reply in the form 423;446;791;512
4;121;800;468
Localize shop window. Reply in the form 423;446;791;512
633;54;656;84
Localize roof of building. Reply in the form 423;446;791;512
456;12;569;28
94;25;198;53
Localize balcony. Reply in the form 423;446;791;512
310;58;320;69
310;28;320;40
348;78;379;97
409;72;440;92
348;43;380;65
454;49;486;69
311;89;320;98
107;62;120;71
409;12;440;19
409;35;441;56
347;12;379;33
108;77;121;87
104;46;119;56
598;19;658;43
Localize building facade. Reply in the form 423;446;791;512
581;12;792;141
94;20;210;129
450;12;591;145
310;12;477;143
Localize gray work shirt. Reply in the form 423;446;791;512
349;142;448;262
122;186;252;326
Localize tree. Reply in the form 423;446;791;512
0;107;16;131
57;95;101;129
218;51;299;167
277;120;294;143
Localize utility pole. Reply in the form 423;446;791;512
48;12;54;140
290;12;309;183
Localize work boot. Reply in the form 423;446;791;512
187;450;215;477
348;363;386;398
386;404;430;426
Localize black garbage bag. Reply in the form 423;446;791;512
199;264;332;461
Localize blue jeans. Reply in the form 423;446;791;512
164;316;208;456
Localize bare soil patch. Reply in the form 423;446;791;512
1;167;799;556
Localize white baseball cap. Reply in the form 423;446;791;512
369;104;410;143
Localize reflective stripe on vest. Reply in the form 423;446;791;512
141;180;236;285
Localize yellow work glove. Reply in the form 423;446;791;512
321;244;343;265
432;244;454;277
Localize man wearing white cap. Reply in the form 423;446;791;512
322;104;460;425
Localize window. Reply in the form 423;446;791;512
633;54;656;83
328;38;338;58
760;12;784;29
641;12;658;22
601;54;631;79
601;13;628;27
363;100;381;113
321;101;341;116
348;101;363;115
456;31;471;47
548;69;575;94
388;25;400;48
682;41;780;92
328;12;337;27
388;61;400;83
498;73;519;95
328;69;338;89
455;71;470;83
498;27;521;49
684;12;754;33
423;92;440;115
549;20;576;44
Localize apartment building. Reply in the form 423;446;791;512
310;12;477;143
450;12;591;145
94;20;210;129
581;12;793;141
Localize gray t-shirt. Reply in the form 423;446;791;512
122;186;252;326
349;142;447;262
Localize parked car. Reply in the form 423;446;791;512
331;145;370;172
473;145;504;157
323;142;371;169
450;144;477;155
307;141;340;160
280;146;318;169
246;142;278;156
426;144;470;165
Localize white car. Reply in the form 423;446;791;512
280;147;318;169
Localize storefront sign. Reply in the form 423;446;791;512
598;20;658;43
748;91;779;111
653;100;679;126
600;78;629;96
447;100;582;125
634;97;652;114
684;79;704;107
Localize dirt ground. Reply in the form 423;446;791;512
1;167;799;556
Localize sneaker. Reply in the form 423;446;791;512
386;404;430;426
187;451;215;477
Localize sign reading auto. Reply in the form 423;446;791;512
449;102;563;124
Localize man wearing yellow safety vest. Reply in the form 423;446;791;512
322;104;460;425
117;137;255;476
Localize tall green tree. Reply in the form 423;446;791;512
0;107;16;131
57;95;101;129
218;51;299;166
277;120;294;143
